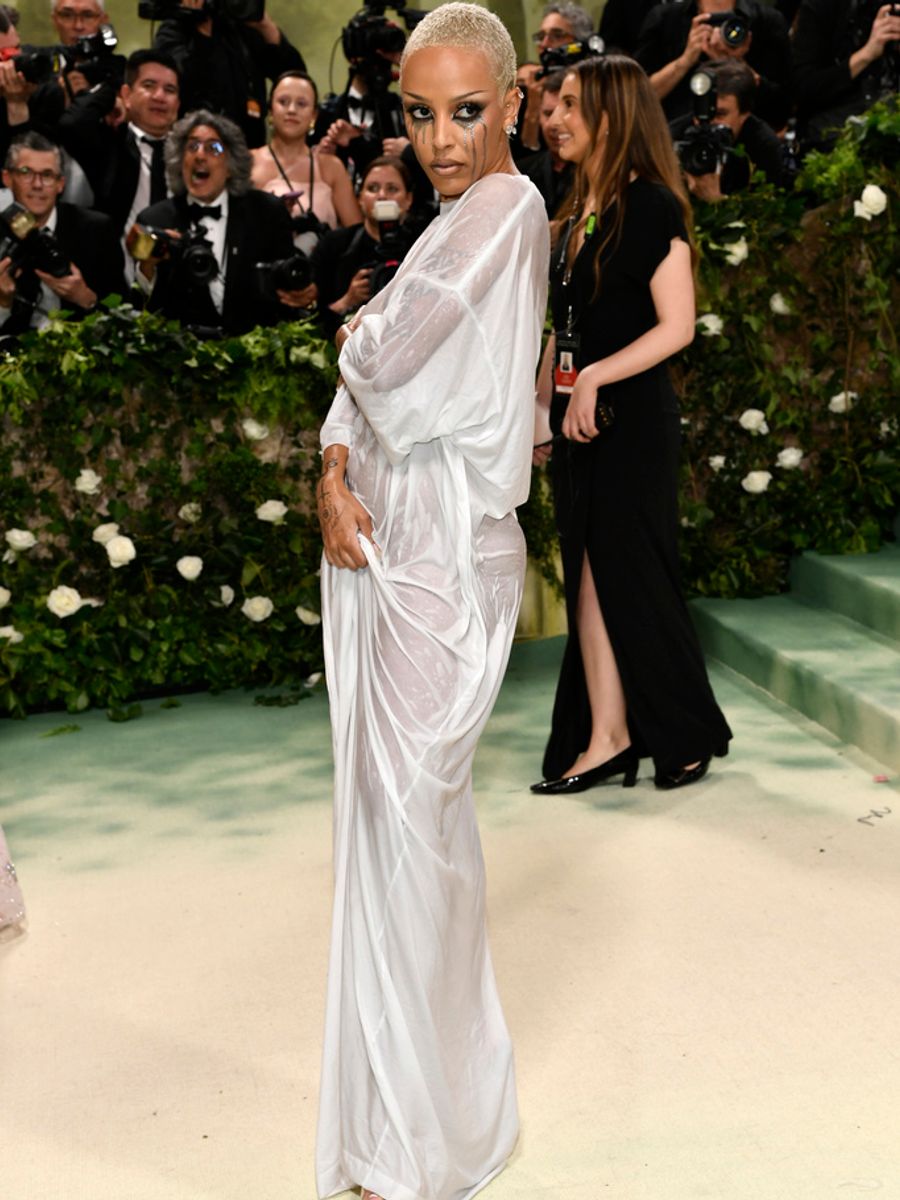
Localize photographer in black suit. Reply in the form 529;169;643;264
58;49;181;249
793;0;900;148
635;0;793;131
0;131;124;338
133;109;310;335
151;0;305;149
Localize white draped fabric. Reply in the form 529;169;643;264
316;173;549;1200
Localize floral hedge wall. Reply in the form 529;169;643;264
675;103;899;596
0;312;335;718
1;105;898;717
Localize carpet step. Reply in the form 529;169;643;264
692;594;900;772
790;545;900;645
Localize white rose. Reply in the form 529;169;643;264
178;502;202;524
304;672;323;687
725;237;749;266
92;522;120;545
880;419;898;438
859;184;888;217
853;200;873;222
176;555;203;581
708;455;726;473
741;470;772;494
828;390;857;414
242;595;274;622
46;585;83;618
776;446;804;469
295;605;322;626
74;468;102;495
106;534;137;568
220;584;235;607
769;292;791;315
2;549;15;564
242;418;270;441
255;499;288;524
697;313;723;337
739;408;769;435
5;528;36;551
0;586;9;609
0;624;23;644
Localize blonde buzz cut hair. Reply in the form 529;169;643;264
401;2;517;96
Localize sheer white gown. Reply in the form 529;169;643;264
316;172;549;1200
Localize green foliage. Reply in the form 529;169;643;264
665;102;898;598
0;308;335;718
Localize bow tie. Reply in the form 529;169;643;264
187;203;222;222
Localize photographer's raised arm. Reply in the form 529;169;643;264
643;14;713;101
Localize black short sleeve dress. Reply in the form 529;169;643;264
543;179;732;779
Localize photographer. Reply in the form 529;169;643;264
0;5;32;162
635;0;793;132
57;49;180;245
0;131;124;338
672;59;791;201
517;4;596;155
133;109;310;335
151;0;305;149
793;0;900;148
51;0;119;100
314;4;433;217
311;154;415;338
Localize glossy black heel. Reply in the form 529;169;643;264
654;757;711;790
530;747;639;795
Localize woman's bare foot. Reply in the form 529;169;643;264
361;1190;385;1200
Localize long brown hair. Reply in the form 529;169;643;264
554;55;695;293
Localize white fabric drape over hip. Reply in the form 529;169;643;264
316;174;549;1200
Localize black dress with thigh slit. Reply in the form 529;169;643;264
542;179;732;780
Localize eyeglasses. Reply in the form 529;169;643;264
531;26;573;45
9;165;62;183
186;138;226;156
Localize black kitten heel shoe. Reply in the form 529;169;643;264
654;757;711;790
531;747;639;795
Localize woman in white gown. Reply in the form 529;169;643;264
314;6;549;1200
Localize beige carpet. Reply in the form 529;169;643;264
2;638;899;1200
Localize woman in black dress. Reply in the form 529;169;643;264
532;54;731;794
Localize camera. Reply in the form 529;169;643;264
703;10;750;50
0;202;71;279
127;223;219;285
340;1;428;92
0;45;60;85
255;251;312;296
364;199;413;297
675;69;734;176
10;25;124;89
537;34;606;79
138;0;265;21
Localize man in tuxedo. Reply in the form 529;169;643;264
58;49;181;252
0;131;125;338
134;109;310;336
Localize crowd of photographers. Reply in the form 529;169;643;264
0;0;896;345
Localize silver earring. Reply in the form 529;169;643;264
504;123;515;137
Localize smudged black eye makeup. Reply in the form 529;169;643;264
403;101;488;125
